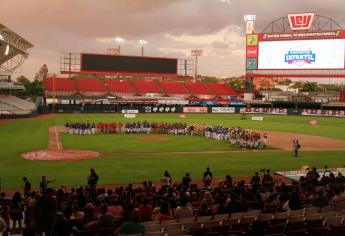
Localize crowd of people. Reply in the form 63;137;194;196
1;166;345;235
64;122;96;135
64;121;268;149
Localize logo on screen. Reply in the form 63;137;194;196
288;13;314;30
285;49;316;67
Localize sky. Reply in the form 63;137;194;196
1;0;345;80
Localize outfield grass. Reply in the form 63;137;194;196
0;113;344;190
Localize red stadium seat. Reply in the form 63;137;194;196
44;77;75;93
75;78;107;95
205;82;237;96
106;79;136;95
131;80;162;94
158;81;189;95
184;82;213;95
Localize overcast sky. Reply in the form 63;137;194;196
1;0;345;79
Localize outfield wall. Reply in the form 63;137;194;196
38;104;345;118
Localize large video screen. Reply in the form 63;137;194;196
258;39;345;69
81;54;178;74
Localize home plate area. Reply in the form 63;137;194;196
22;149;99;161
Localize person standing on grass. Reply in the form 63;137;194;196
293;139;301;157
22;177;31;197
203;167;213;188
39;176;54;194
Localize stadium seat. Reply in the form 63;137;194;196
131;80;162;94
105;79;136;95
205;82;237;96
184;82;214;95
44;77;75;95
75;78;106;95
158;81;189;95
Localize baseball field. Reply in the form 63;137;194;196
0;113;345;190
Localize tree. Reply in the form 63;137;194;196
34;64;49;81
291;81;303;90
278;78;292;86
301;81;319;92
229;78;244;90
14;75;43;97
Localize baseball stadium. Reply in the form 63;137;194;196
1;1;345;236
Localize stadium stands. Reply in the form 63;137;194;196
43;77;241;102
158;81;189;97
205;82;237;96
44;77;75;96
131;80;162;94
0;95;36;115
183;82;214;98
75;78;107;96
105;79;136;96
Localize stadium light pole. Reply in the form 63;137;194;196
191;49;203;82
138;39;148;56
115;37;125;55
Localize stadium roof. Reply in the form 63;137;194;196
0;24;33;73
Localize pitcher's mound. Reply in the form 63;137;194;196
22;149;99;161
136;135;171;141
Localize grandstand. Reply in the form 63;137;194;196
43;77;239;102
0;94;36;115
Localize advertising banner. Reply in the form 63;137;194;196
301;109;345;117
244;107;287;115
121;109;139;114
183;107;208;113
211;107;236;113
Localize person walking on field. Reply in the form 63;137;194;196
293;139;301;157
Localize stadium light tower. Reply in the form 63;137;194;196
138;39;148;56
115;37;125;55
191;49;203;82
244;14;256;34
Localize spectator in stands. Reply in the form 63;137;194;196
139;198;153;221
114;208;145;236
52;206;73;236
174;196;193;219
161;170;172;188
97;203;114;227
22;177;31;197
9;192;23;233
250;172;260;187
330;186;345;210
157;201;173;223
262;169;273;188
203;167;213;187
33;188;57;236
181;173;192;189
312;190;328;208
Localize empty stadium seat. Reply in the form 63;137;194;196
205;82;237;96
44;77;75;93
105;79;136;95
184;82;213;95
158;81;189;95
131;80;162;94
75;78;106;95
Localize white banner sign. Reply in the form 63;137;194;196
211;107;236;113
121;109;139;114
252;116;264;121
124;114;136;118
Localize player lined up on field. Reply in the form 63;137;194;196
64;121;268;149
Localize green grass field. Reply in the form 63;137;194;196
0;113;345;190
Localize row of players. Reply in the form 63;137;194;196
64;122;268;149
